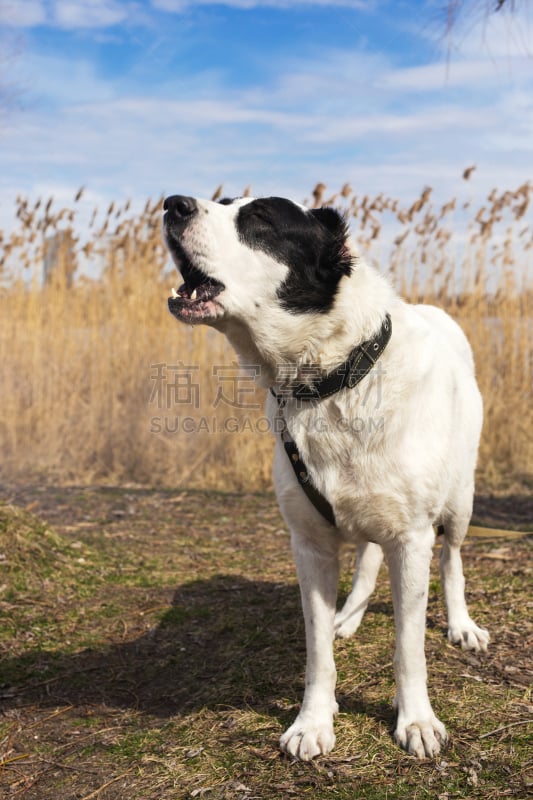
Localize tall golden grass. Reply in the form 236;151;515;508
0;176;531;493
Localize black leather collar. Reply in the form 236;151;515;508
271;314;392;527
277;313;391;403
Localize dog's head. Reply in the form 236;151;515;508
163;195;354;329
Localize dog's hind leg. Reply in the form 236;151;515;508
439;512;489;652
334;541;383;639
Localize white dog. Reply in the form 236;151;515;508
163;194;489;760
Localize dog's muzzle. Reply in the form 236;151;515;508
164;195;225;324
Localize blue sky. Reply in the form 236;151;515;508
0;0;532;232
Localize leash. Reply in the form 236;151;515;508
271;314;392;527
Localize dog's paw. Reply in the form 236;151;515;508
448;620;490;652
394;717;447;759
280;713;336;761
334;608;364;639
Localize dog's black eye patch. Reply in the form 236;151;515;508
236;198;354;314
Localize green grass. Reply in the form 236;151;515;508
0;487;531;799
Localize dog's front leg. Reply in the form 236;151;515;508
280;529;340;761
388;527;447;759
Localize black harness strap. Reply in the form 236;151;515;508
272;314;392;527
279;435;337;527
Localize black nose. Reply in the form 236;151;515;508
164;195;198;221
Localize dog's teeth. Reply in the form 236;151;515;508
191;289;198;300
171;287;178;298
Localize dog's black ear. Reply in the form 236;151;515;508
310;207;347;235
310;207;353;278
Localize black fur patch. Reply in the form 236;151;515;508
236;198;353;314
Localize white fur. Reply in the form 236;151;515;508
165;197;489;760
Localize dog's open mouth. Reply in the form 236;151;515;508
168;265;225;323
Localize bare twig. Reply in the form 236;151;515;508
37;758;99;775
0;753;32;768
480;719;533;738
79;770;134;800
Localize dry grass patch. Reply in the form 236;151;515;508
0;175;532;492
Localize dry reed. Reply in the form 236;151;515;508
0;175;531;493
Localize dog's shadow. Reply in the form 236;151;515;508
0;574;393;728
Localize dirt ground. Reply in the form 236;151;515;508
0;483;531;799
3;482;532;533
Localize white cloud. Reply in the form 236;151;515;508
0;0;46;26
1;47;530;213
52;0;131;29
301;105;500;144
378;57;533;92
152;0;374;9
0;0;379;28
10;50;116;105
0;0;147;30
1;8;531;240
